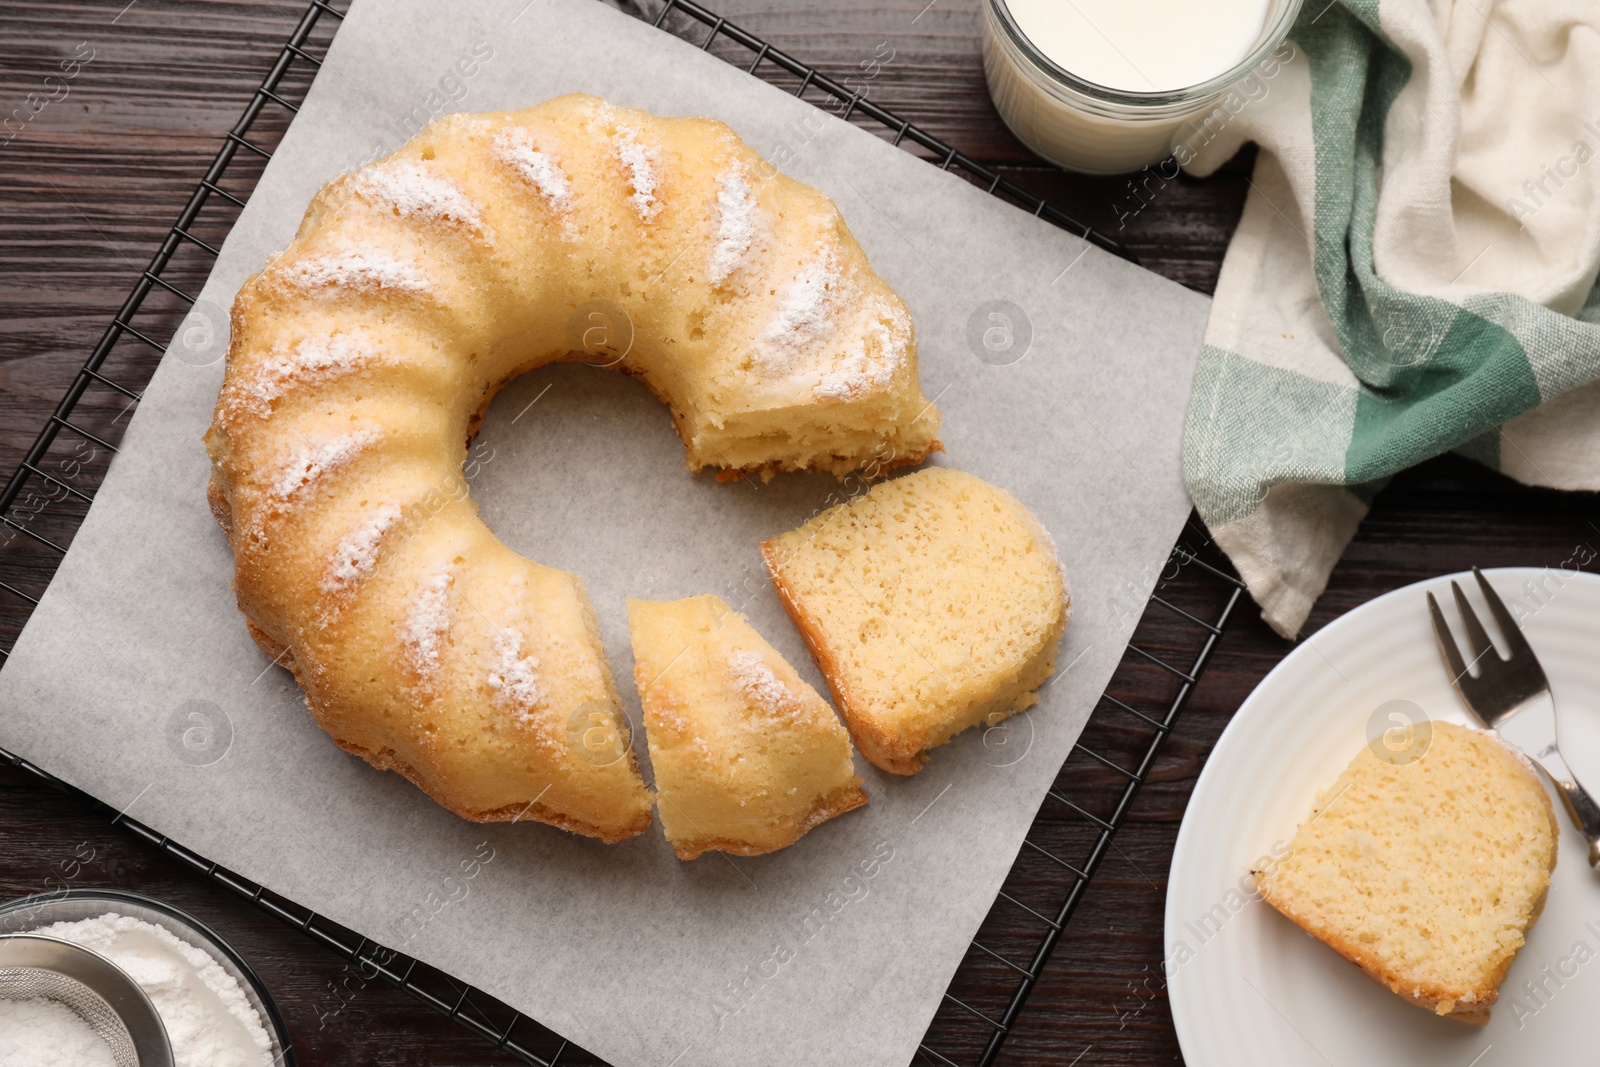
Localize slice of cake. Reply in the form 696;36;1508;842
761;466;1069;775
628;594;867;859
1258;720;1558;1024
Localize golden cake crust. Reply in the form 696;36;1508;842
204;94;938;841
762;467;1069;775
1257;721;1559;1025
629;594;867;859
763;560;924;775
667;782;868;862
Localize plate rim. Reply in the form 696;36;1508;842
1165;565;1600;1064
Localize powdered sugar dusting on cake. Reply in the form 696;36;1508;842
729;649;788;707
728;649;804;722
351;159;485;231
432;112;494;138
815;298;910;400
650;702;692;737
493;127;573;211
487;627;545;722
321;503;401;598
243;334;376;416
614;127;662;223
271;429;376;500
277;242;432;295
707;163;759;286
648;700;715;759
756;245;852;374
403;571;454;677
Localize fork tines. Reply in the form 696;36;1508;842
1427;568;1548;722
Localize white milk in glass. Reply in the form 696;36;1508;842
983;0;1296;174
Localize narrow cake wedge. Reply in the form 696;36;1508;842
629;594;867;860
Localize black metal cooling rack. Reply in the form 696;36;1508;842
0;1;1245;1064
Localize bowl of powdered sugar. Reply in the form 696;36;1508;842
0;889;293;1067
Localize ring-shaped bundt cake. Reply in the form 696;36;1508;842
203;94;941;842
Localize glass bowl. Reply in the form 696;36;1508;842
0;888;296;1065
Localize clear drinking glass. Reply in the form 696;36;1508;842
983;0;1305;175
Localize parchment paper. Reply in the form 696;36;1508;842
0;1;1210;1063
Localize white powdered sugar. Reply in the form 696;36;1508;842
487;627;545;721
756;245;850;374
275;241;432;295
30;912;274;1067
814;300;911;400
707;163;759;286
492;126;573;208
271;429;376;500
350;158;485;231
402;570;454;676
242;333;376;416
650;701;713;759
320;503;401;597
432;112;494;138
614;126;662;222
0;997;115;1067
729;649;795;714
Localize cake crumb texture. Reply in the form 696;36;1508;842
1258;720;1559;1024
762;466;1069;774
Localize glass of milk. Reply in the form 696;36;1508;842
984;0;1304;174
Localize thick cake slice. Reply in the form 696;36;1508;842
628;594;867;859
1258;720;1558;1024
761;466;1069;775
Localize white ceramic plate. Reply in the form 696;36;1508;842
1168;568;1600;1066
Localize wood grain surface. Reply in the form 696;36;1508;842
1;2;1596;1065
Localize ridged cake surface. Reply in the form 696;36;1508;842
203;94;940;841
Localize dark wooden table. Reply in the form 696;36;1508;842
2;1;1596;1064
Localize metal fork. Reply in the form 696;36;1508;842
1427;567;1600;868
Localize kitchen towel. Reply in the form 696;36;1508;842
1181;0;1600;637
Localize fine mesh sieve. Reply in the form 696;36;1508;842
0;891;293;1064
0;934;174;1067
0;964;136;1064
